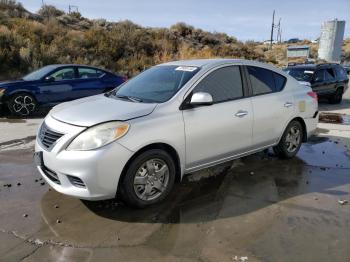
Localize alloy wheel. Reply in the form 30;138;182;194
285;126;301;153
133;158;169;201
12;95;36;116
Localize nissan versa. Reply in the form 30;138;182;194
34;59;318;208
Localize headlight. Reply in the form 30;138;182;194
67;121;129;151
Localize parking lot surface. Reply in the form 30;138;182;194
1;90;350;262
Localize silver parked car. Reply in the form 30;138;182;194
34;59;318;207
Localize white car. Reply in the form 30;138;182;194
34;59;318;207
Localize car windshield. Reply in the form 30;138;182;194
284;68;314;82
23;65;57;81
111;65;200;103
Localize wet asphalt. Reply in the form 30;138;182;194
0;132;350;261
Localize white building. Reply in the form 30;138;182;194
318;19;345;62
287;45;310;59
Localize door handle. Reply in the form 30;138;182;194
284;102;293;108
235;110;248;118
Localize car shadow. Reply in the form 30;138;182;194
82;135;350;224
0;106;50;119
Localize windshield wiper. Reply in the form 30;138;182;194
115;94;143;102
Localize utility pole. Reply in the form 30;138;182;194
279;28;282;43
270;10;275;50
68;5;79;14
276;18;282;43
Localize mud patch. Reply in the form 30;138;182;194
319;112;350;125
0;118;26;123
0;136;36;151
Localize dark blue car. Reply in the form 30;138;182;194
0;64;126;116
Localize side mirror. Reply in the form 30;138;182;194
44;76;55;82
190;92;213;106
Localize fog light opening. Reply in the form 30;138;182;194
67;175;86;188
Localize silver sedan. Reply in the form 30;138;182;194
34;59;318;207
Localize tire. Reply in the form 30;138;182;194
273;120;303;159
329;88;343;104
7;93;37;117
120;149;176;208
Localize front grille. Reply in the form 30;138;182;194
39;122;64;151
67;175;86;188
42;165;61;184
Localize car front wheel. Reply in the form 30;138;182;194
120;149;176;208
8;93;37;117
273;120;303;159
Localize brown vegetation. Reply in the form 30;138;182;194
0;0;349;80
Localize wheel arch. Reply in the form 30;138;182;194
277;116;308;144
336;85;344;93
288;117;308;142
117;142;182;195
6;90;37;102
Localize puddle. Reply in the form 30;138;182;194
319;112;350;125
297;136;350;169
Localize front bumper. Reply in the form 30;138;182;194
35;115;134;200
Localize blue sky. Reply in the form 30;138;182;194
23;0;350;41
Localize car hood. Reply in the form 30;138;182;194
50;95;157;126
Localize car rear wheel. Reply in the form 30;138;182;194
120;149;176;208
273;120;303;159
329;88;343;104
8;93;37;117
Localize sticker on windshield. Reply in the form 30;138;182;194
304;70;314;74
175;66;197;72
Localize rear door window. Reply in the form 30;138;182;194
325;68;336;81
193;66;243;103
314;70;325;82
78;67;105;79
247;66;285;95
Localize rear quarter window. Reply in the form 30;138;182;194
273;72;287;91
334;65;348;81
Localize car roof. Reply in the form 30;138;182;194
46;64;109;71
286;63;340;70
286;64;317;70
160;59;244;67
159;59;281;72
